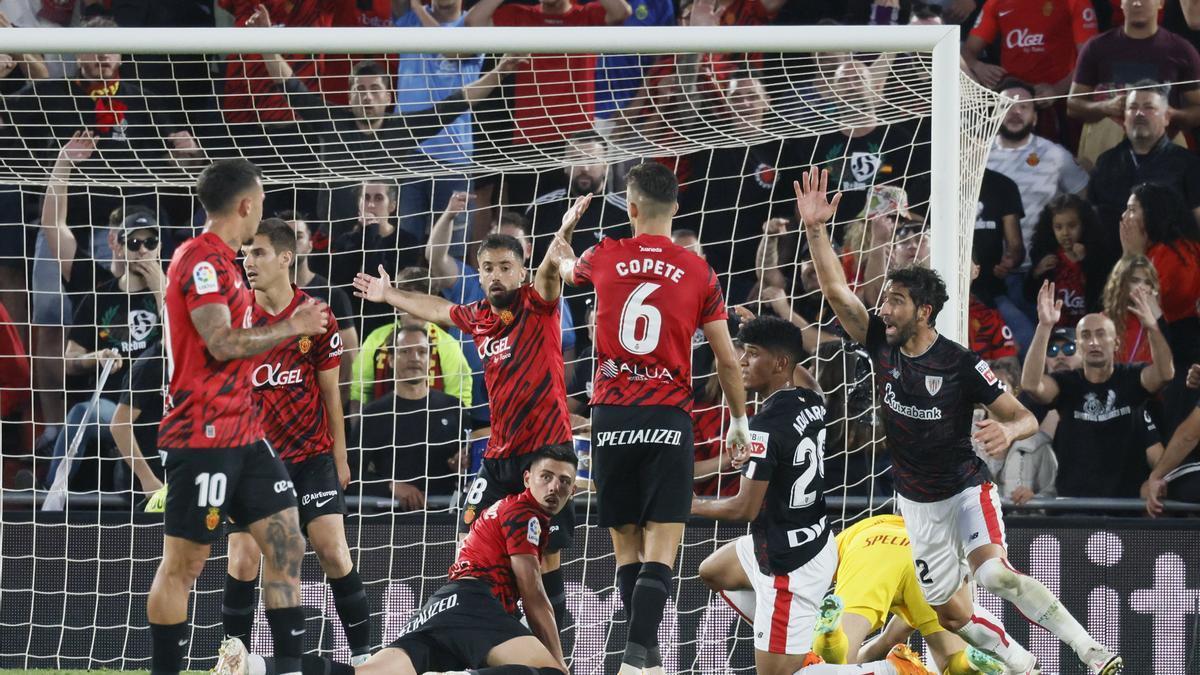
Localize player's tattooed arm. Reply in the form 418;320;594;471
512;553;567;669
793;168;869;344
690;475;769;522
190;298;328;361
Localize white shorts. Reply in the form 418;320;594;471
897;482;1008;606
734;533;837;655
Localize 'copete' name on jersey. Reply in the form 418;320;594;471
615;247;687;283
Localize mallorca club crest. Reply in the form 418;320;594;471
463;505;477;526
298;335;312;354
499;309;514;326
205;507;220;531
925;375;943;396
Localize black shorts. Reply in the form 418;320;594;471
162;440;297;544
591;404;694;528
388;579;529;671
227;453;344;535
459;454;575;553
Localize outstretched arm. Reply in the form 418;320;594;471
244;4;293;83
1020;281;1062;404
535;194;591;303
41;131;94;281
426;191;469;292
1144;400;1200;516
793;168;869;344
352;265;455;328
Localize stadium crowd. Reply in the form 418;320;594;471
0;0;1198;515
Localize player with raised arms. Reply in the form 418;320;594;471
555;161;750;675
216;218;372;665
212;444;579;675
352;198;591;630
795;167;1121;675
149;159;329;675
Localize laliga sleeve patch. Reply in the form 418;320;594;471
192;261;219;295
975;360;999;386
748;430;770;459
527;517;542;546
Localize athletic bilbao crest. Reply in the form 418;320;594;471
298;335;312;354
925;375;943;396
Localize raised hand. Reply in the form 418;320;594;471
558;193;592;242
1187;363;1200;389
289;298;329;335
1127;285;1162;328
496;54;530;73
762;217;790;236
687;0;721;27
443;191;470;216
352;265;392;303
59;130;97;164
1036;280;1061;328
793;167;843;231
246;3;272;27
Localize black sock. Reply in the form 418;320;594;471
616;562;642;619
222;575;257;643
541;568;568;631
625;562;672;661
149;621;188;675
328;569;371;657
264;655;355;675
266;606;305;674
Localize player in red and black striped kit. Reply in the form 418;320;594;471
216;218;373;666
149;160;329;675
352;198;591;632
556;162;751;675
213;445;578;675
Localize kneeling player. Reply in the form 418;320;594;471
213;444;577;675
811;514;1003;675
222;219;371;662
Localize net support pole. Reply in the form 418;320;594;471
929;28;964;344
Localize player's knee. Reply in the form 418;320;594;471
312;539;351;576
697;556;724;591
162;549;207;583
934;604;970;632
974;557;1021;597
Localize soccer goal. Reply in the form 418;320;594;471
0;24;1008;672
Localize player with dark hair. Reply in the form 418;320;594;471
796;167;1121;675
217;218;372;664
352;198;593;632
213;445;580;675
556;161;750;675
148;159;329;675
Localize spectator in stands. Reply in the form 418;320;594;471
353;324;468;509
1023;194;1106;329
323;0;397;107
1089;84;1200;256
527;131;630;256
974;361;1058;505
1020;326;1082;423
350;267;472;416
969;259;1020;373
971;168;1027;349
593;0;675;135
39;132;165;489
0;295;32;486
1143;364;1200;515
0;11;48;89
1069;3;1200;165
393;0;484;244
988;81;1090;276
468;0;631;147
1101;255;1164;365
282;211;360;398
1022;282;1174;499
567;300;596;415
963;0;1095;96
109;344;164;495
692;354;737;498
6;16;202;176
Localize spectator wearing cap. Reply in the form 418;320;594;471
1088;83;1200;255
972;167;1029;349
988;81;1089;272
1020;326;1081;423
1068;0;1200;164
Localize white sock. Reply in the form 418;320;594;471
350;653;371;666
955;603;1035;671
796;660;898;674
247;653;266;675
975;557;1099;659
719;589;756;622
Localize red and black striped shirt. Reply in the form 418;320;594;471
448;489;549;615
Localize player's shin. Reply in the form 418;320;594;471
973;557;1101;660
223;574;258;643
953;604;1036;672
329;568;372;663
616;561;642;615
265;607;306;675
149;620;190;675
623;561;673;667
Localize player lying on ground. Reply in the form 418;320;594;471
149;159;330;675
687;315;932;675
212;444;579;675
352;196;592;632
795;167;1122;675
811;514;1004;675
557;161;750;675
222;218;372;664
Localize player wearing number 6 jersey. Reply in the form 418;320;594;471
557;162;750;675
796;167;1122;675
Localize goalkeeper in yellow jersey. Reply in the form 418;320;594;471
812;515;1005;675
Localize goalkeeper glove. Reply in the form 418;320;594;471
144;484;168;513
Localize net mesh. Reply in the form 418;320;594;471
0;41;1008;671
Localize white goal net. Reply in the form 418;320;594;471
0;25;1008;672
